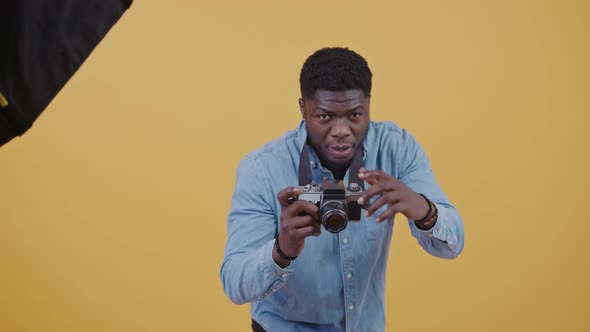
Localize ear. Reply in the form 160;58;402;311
298;98;305;118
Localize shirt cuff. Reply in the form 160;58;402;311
258;239;294;298
413;204;460;252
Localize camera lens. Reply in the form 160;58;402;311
320;200;348;233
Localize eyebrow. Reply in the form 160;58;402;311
315;106;363;113
325;98;356;102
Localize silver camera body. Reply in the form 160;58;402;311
291;180;365;233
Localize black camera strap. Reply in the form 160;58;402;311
298;142;365;190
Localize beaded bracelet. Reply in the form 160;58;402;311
414;194;433;223
415;201;439;230
274;235;297;261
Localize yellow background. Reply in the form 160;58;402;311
1;0;589;331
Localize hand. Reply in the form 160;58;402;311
357;167;429;223
273;187;321;267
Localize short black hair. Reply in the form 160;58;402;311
299;47;372;100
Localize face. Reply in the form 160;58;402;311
299;89;370;171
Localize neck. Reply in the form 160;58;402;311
306;140;354;181
320;157;351;181
330;168;347;181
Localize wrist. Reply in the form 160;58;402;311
273;235;297;268
272;249;291;268
414;194;438;230
413;194;432;222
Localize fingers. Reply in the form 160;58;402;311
277;187;319;217
277;186;303;209
358;182;388;206
279;215;321;258
357;177;397;206
292;223;321;238
281;200;319;220
365;194;399;218
297;200;320;217
293;220;322;239
282;215;319;230
374;204;402;223
358;168;388;182
357;168;408;222
276;187;322;260
279;200;320;240
276;222;321;259
357;169;398;205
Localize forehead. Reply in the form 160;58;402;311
307;90;367;110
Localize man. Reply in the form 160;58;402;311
220;47;464;332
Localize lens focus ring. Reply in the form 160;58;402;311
320;200;348;233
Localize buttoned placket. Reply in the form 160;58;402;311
339;227;357;332
312;153;358;331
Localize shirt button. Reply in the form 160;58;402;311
348;304;354;311
281;273;288;279
347;273;352;279
343;238;349;244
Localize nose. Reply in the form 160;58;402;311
330;118;352;138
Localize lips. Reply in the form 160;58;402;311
328;145;353;159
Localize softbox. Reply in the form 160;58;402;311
0;0;133;147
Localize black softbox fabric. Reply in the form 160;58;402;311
0;0;133;147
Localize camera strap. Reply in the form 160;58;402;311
298;142;365;190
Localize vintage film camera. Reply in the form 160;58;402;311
289;179;365;233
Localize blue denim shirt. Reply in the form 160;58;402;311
221;120;464;332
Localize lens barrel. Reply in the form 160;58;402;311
320;200;348;233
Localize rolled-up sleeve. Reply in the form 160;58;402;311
397;130;465;259
220;156;294;304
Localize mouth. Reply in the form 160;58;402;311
328;145;354;159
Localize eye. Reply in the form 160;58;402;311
349;112;362;119
318;114;331;120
